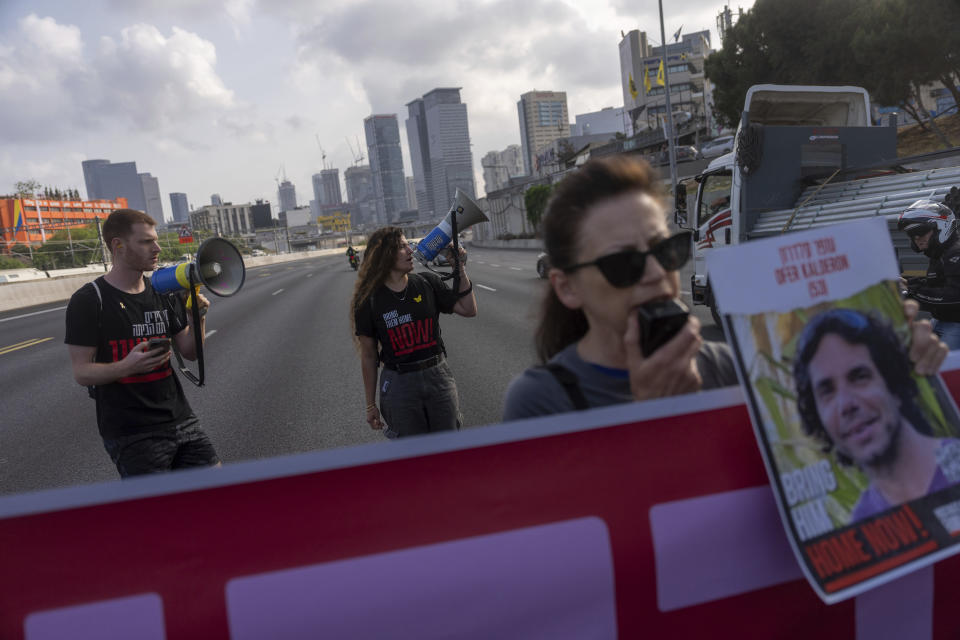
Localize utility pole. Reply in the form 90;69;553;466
66;225;76;266
95;216;108;271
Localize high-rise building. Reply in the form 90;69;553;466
82;159;147;211
481;145;525;194
169;192;189;224
211;194;223;206
140;172;163;222
81;159;109;202
311;174;323;206
364;114;406;224
344;165;376;227
405;176;417;211
312;169;342;206
405;87;476;220
618;29;714;133
277;180;297;213
517;91;570;176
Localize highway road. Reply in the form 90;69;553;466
0;245;721;496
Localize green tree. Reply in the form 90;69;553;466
704;0;958;132
30;224;102;269
524;184;552;232
14;179;40;197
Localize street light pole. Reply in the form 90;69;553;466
659;0;678;198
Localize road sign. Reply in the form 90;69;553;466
178;225;193;244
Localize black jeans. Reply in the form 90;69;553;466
102;417;219;477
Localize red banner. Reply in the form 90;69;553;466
4;362;960;638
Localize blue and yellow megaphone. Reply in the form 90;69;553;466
412;189;489;265
152;237;246;299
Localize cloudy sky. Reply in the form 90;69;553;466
0;0;753;220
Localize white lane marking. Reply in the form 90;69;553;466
476;284;497;292
510;267;522;271
490;264;500;268
272;289;284;296
306;273;313;278
205;330;217;339
476;261;486;264
0;306;67;323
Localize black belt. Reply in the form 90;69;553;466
384;353;444;373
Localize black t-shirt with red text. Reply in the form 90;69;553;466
355;272;459;367
65;276;192;438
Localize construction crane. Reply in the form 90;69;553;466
315;134;330;170
345;136;365;167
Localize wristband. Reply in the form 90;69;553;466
366;403;377;412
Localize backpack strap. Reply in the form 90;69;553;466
368;290;382;369
87;279;103;399
541;363;589;411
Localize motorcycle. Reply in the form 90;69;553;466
348;252;359;271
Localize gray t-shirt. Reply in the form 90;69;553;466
502;340;737;421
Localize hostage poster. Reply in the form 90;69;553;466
707;217;960;603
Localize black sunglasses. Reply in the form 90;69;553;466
563;231;692;288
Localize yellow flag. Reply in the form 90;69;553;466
643;66;651;93
656;59;665;86
628;73;639;99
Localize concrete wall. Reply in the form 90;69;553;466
0;248;347;313
469;239;543;250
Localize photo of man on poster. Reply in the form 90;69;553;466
793;308;960;523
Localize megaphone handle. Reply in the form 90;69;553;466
188;267;205;386
448;206;475;300
171;267;206;387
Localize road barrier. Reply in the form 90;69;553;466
0;248;346;313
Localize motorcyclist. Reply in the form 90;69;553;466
346;245;359;269
898;190;960;349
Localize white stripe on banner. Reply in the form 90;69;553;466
650;487;935;639
226;518;617;639
25;593;165;640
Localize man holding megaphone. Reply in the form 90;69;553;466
65;209;221;477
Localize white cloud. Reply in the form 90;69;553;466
21;13;84;62
0;15;241;143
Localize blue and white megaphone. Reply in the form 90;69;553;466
152;237;246;298
412;189;489;265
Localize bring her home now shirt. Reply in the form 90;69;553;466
355;272;459;368
65;276;193;438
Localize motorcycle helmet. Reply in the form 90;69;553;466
897;199;957;253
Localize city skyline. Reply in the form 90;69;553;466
0;0;753;218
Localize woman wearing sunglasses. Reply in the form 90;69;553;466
502;156;731;420
502;156;946;420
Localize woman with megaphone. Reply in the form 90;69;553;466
351;226;477;438
502;156;947;420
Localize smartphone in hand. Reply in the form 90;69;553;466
637;299;690;357
147;337;171;353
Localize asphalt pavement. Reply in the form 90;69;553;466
0;244;724;496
